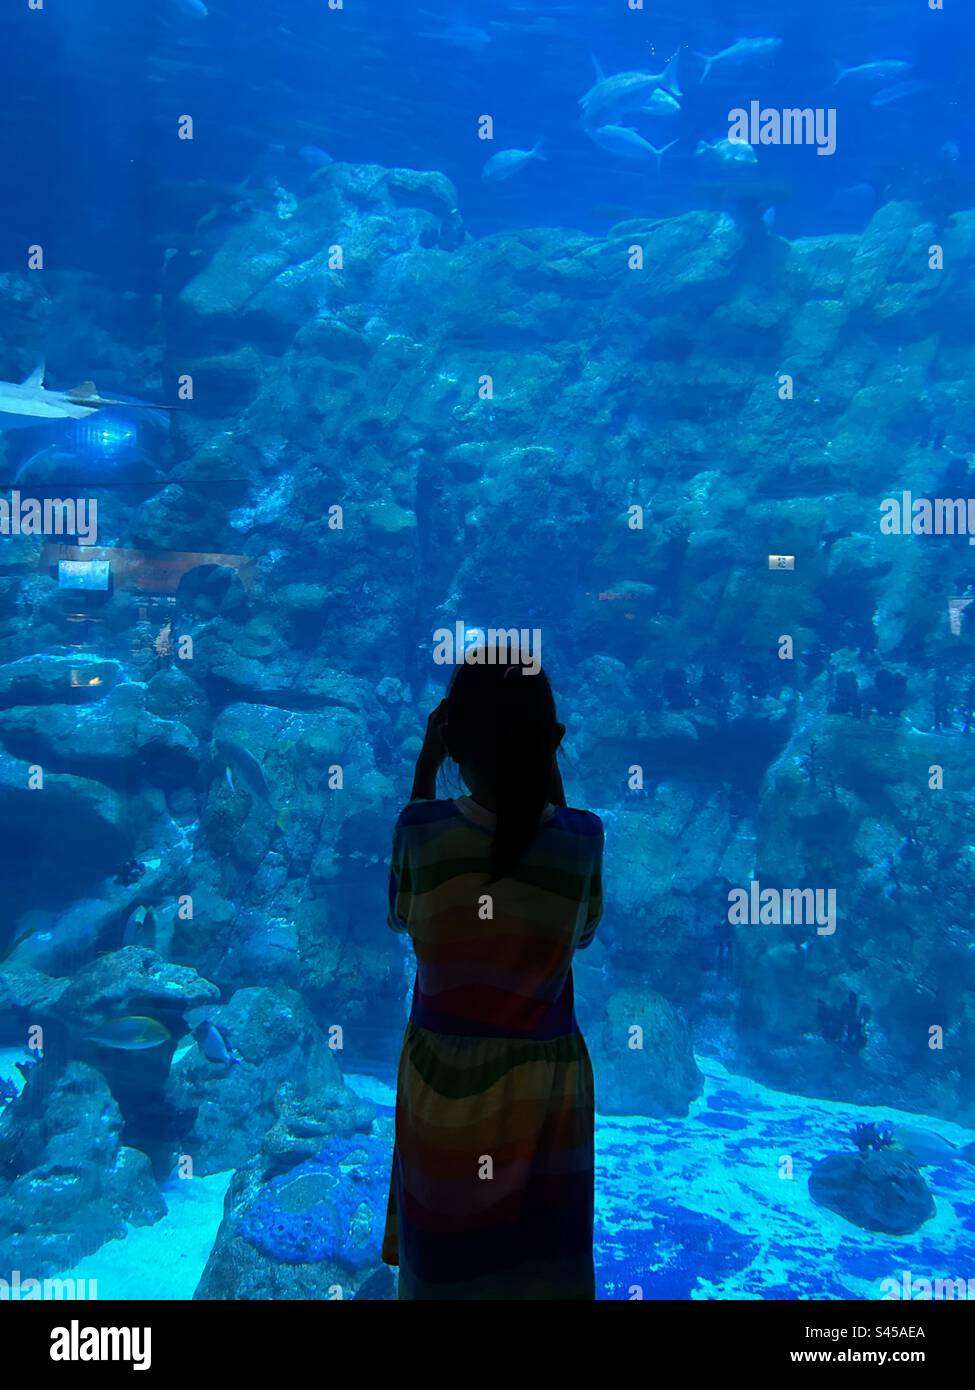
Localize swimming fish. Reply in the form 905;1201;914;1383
891;1125;975;1167
579;53;682;129
587;127;678;171
870;79;930;107
214;736;272;801
0;364;176;429
696;137;759;166
695;38;781;84
299;145;334;169
641;88;681;119
833;59;914;85
84;1017;172;1051
194;1020;241;1067
482;141;545;182
121;905;157;950
174;0;208;17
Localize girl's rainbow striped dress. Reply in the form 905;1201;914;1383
382;795;604;1299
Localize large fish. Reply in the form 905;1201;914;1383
214;736;272;801
0;365;176;430
194;1020;241;1067
579;53;682;130
695;38;781;84
121;905;157;950
696;137;758;167
870;79;930;107
642;88;681;119
84;1016;173;1051
834;59;914;85
587;127;678;171
482;141;546;183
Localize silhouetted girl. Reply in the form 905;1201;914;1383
382;653;604;1299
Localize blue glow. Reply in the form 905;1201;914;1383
72;413;139;458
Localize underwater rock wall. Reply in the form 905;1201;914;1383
1;164;974;1281
166;166;974;1120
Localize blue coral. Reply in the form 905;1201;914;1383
238;1135;387;1270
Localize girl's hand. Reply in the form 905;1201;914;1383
419;699;448;767
410;700;447;801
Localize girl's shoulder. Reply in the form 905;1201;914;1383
394;797;459;830
549;805;604;840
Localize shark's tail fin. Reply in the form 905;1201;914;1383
532;138;547;161
590;53;606;83
832;61;848;86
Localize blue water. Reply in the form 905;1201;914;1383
0;0;973;1301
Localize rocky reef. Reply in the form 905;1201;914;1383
197;1132;389;1299
1;162;973;1285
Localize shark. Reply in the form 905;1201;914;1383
0;364;175;429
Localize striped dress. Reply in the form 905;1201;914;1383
381;794;604;1300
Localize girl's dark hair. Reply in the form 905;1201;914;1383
445;654;559;882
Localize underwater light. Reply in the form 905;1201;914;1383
71;413;139;458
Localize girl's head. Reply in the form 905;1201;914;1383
443;653;564;882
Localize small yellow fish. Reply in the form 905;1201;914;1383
84;1016;172;1051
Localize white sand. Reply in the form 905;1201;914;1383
54;1170;233;1301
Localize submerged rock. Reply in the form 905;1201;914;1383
165;986;347;1174
0;655;123;709
808;1149;935;1235
58;946;219;1023
592;988;703;1118
194;1132;387;1299
0;683;202;788
0;1061;165;1276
